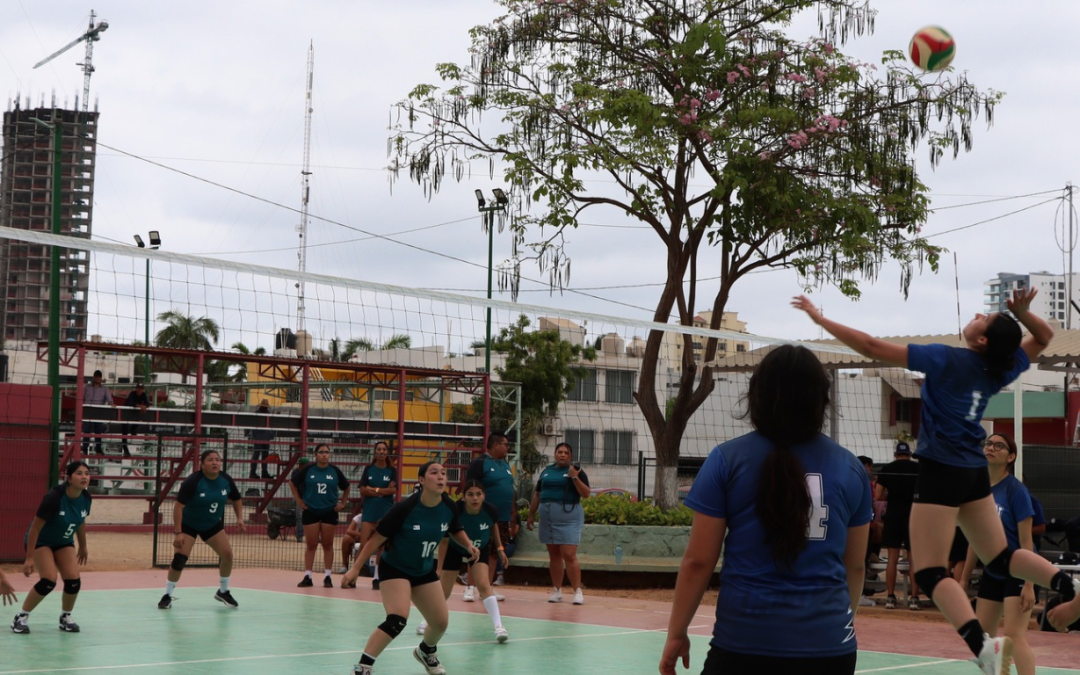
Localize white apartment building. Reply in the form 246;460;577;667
985;271;1080;327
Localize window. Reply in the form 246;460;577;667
371;389;415;402
895;399;915;424
736;344;746;353
604;369;636;404
602;430;634;465
564;429;595;463
568;368;598;402
444;450;472;485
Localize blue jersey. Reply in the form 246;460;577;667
291;463;349;511
686;432;873;658
465;454;515;521
908;344;1029;468
989;474;1034;571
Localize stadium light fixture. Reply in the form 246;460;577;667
475;189;510;374
135;232;162;383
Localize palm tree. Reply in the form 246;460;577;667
231;341;266;382
341;334;411;361
155;311;220;383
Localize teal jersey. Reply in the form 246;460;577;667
536;464;591;505
291;463;349;511
177;471;241;531
377;492;463;577
465;454;515;521
450;500;499;553
35;485;92;547
359;464;397;522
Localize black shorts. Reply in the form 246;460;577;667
949;528;969;562
443;544;485;571
881;509;911;550
301;508;339;526
977;572;1025;602
34;542;75;552
181;520;225;542
702;644;856;675
914;456;991;507
377;557;439;587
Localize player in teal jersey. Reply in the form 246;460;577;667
292;443;350;588
12;461;92;634
416;479;510;642
343;461;480;675
355;441;397;587
158;449;245;610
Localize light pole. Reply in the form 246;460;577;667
133;231;161;383
474;189;509;374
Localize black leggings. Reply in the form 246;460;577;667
701;644;856;675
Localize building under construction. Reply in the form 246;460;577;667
0;103;99;342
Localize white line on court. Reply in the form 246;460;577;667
854;660;970;673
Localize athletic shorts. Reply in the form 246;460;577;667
301;508;339;526
702;644;856;675
181;520;225;542
881;509;911;550
34;542;75;552
376;557;439;587
914;456;991;507
444;544;487;571
949;528;969;562
977;572;1025;602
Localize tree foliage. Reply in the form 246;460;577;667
491;315;598;415
389;0;1001;507
342;334;412;361
154;310;221;383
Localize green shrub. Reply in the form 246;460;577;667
519;493;693;527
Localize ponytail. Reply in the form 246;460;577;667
756;446;811;568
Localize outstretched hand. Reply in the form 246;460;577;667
791;295;823;324
1006;287;1038;316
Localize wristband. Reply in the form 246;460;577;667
498;546;505;551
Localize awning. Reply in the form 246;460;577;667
881;370;922;399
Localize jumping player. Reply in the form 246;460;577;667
357;441;397;588
12;461;92;634
158;449;245;609
793;290;1080;674
291;443;350;588
342;461;480;675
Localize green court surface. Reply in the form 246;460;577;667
0;589;1076;675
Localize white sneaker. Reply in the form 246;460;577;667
573;588;584;605
972;635;1013;675
494;625;509;643
413;647;446;675
859;596;876;607
416;619;428;635
547;588;563;603
495;593;506;602
462;586;476;602
456;573;468;586
493;573;505;586
352;664;373;675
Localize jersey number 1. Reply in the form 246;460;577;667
805;473;829;540
966;390;984;422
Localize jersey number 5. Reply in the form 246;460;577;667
805;473;829;540
64;524;77;538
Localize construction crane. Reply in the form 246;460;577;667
33;9;109;112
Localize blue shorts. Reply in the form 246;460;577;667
537;502;583;546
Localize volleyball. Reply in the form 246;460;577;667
909;26;955;72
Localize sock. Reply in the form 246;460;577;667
359;653;376;666
419;641;437;655
1050;572;1078;600
166;581;177;596
17;609;30;616
220;577;230;592
373;566;379;581
483;595;503;627
958;619;986;657
324;569;332;578
369;555;377;568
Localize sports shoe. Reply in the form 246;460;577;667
11;612;29;634
372;579;380;590
493;573;505;586
352;665;373;675
462;585;475;602
214;590;239;608
416;620;428;635
456;573;468;586
859;596;876;607
323;575;333;588
908;596;921;611
158;593;172;610
412;647;446;675
494;625;509;643
58;613;80;633
337;567;350;575
495;593;506;602
573;588;584;605
972;634;1013;675
297;575;314;588
884;594;897;609
547;588;563;603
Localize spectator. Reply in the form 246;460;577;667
80;370;113;457
248;400;275;480
856;456;884;607
875;441;921;610
526;442;591;605
120;383;150;458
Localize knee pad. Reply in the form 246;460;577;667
63;578;81;595
985;548;1014;579
33;578;57;597
377;613;407;639
913;567;949;600
170;553;189;572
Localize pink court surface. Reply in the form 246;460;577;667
1;568;1077;674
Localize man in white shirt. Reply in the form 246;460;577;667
81;370;113;456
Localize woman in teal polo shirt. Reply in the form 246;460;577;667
12;461;92;635
343;461;480;675
527;442;591;606
356;441;397;587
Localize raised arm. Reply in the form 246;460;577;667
792;296;908;368
1007;288;1054;361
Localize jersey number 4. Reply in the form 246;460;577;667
805;473;829;540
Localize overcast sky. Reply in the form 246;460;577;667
2;1;1079;351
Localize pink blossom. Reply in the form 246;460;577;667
736;64;751;77
785;73;807;83
759;151;772;160
814;66;831;82
696;130;712;142
787;130;809;149
727;71;740;84
679;112;697;125
822;43;835;54
802;87;816;99
689;98;701;109
705;89;721;101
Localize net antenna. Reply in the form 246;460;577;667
296;41;314;332
33;9;109;113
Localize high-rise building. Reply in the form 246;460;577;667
0;104;98;342
983;271;1080;326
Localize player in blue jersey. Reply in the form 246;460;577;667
794;290;1080;674
960;433;1037;675
158;449;245;610
342;461;480;675
291;443;350;588
355;441;398;587
661;345;872;675
11;461;92;635
415;479;510;642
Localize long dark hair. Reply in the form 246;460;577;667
64;460;90;484
744;344;830;568
983;314;1022;380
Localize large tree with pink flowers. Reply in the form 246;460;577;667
389;0;1001;508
